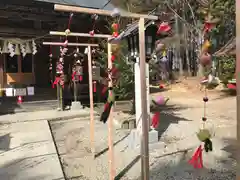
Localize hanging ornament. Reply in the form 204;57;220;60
32;40;37;55
20;43;26;57
25;42;32;54
111;22;119;38
100;89;115;123
8;42;15;57
157;22;171;34
111;23;119;32
189;77;214;169
14;44;21;56
151;112;160;129
89;30;95;36
111;55;116;62
84;47;88;54
2;41;8;54
65;29;71;36
202;40;211;52
91;14;99;21
200;52;212;66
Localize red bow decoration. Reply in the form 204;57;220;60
188;145;203;169
157;22;171;34
71;72;83;82
151;112;160;128
52;77;64;89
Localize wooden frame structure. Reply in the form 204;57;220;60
49;31;114;168
54;4;158;180
42;42;99;112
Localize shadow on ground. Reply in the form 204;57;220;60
0;133;11;151
115;104;192;179
133;138;237;180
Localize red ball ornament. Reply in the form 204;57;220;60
200;53;212;66
112;32;119;37
111;23;119;31
89;30;94;36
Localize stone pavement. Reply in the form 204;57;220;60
0;120;64;180
0;109;96;124
0;108;97;180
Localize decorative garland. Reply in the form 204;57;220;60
100;20;120;124
189;15;217;169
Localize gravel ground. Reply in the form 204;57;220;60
50;88;237;180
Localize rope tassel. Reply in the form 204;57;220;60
189;145;203;169
100;102;113;123
151;112;160;129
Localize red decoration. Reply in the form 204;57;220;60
93;81;97;93
204;22;214;32
189;145;203;169
227;83;236;90
101;86;108;94
80;75;82;82
157;22;171;34
89;30;95;36
151;112;160;128
52;77;64;89
17;96;23;104
112;32;119;37
112;23;119;31
159;84;164;89
111;55;115;62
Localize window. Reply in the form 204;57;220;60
5;55;18;73
21;54;32;73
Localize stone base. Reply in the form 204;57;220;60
71;101;83;110
128;129;159;150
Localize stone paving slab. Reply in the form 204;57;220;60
0;109;96;124
0;120;64;180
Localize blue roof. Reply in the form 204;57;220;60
35;0;115;10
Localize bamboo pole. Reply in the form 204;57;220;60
236;1;240;179
50;31;111;38
107;42;115;180
87;46;95;155
138;17;149;180
54;4;158;20
43;42;98;46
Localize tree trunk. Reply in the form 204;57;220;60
174;8;183;76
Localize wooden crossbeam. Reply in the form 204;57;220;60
50;31;111;38
54;4;158;20
42;42;98;46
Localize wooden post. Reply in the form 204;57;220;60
107;42;115;180
87;46;95;155
52;4;158;180
236;1;240;179
138;17;149;180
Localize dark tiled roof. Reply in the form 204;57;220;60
35;0;115;10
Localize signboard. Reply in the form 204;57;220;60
92;66;100;80
14;88;27;96
27;87;34;96
5;88;13;97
